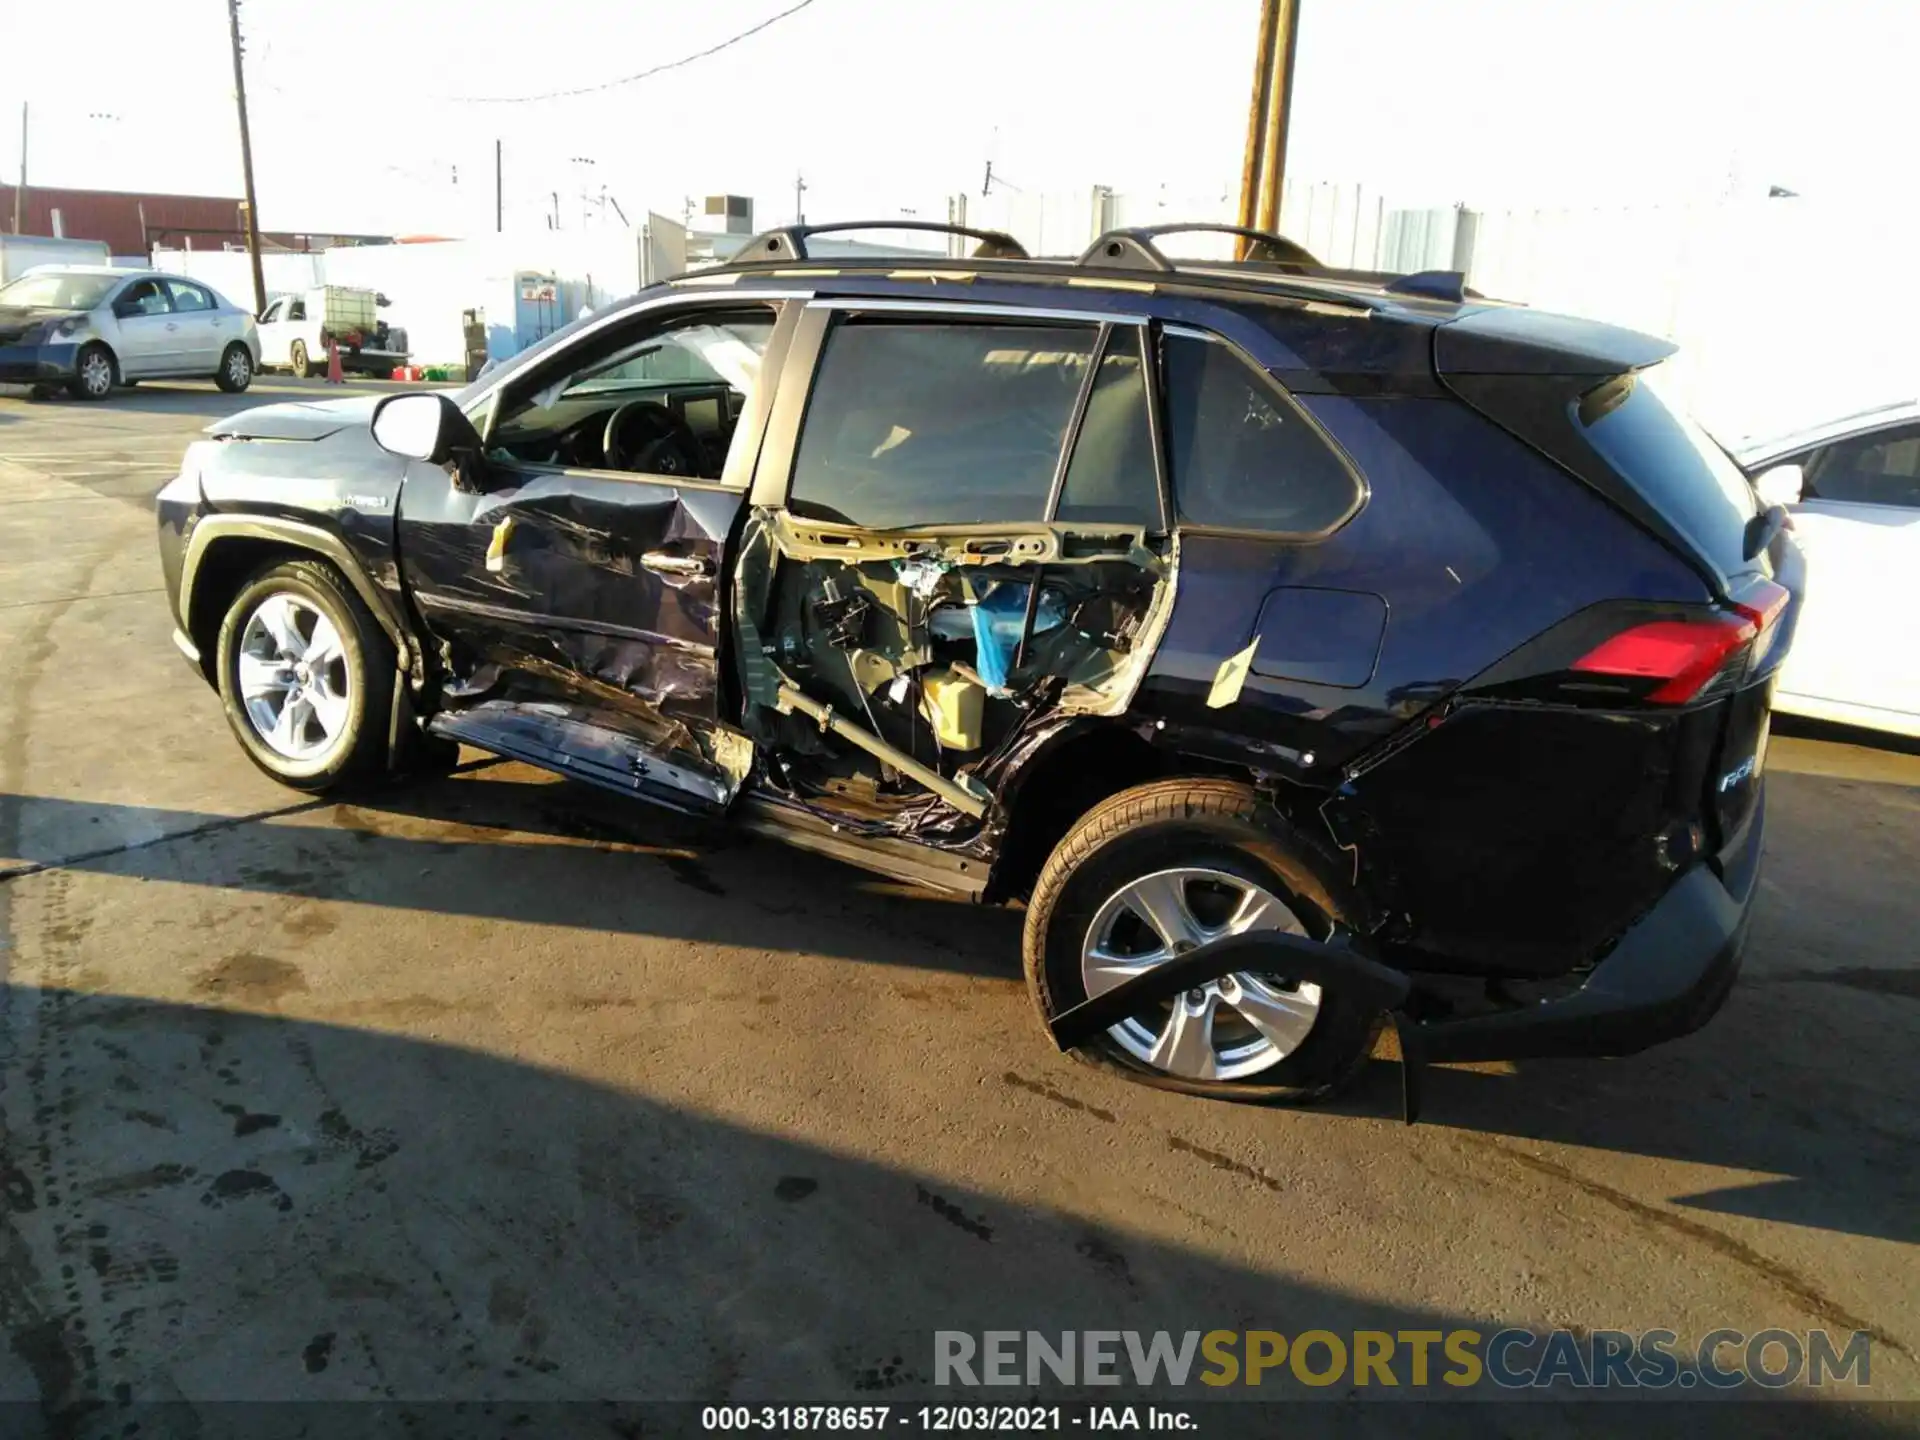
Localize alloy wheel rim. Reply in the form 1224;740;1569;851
237;593;351;761
226;349;250;385
82;353;112;396
1080;866;1323;1081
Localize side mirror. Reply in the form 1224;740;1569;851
1754;463;1803;508
371;392;483;465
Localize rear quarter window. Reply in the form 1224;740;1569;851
1577;366;1757;576
1162;331;1360;534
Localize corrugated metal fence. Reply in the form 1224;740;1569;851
973;183;1919;441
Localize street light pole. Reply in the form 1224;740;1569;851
226;0;268;316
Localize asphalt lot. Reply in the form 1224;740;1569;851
0;377;1916;1433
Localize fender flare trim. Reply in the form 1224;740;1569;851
178;513;410;670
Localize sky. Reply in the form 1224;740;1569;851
2;0;1915;238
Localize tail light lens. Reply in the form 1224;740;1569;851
1572;579;1790;705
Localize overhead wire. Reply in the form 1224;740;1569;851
428;0;822;104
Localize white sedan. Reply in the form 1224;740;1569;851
1738;400;1920;737
0;265;260;400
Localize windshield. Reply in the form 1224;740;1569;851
0;271;117;311
502;314;774;428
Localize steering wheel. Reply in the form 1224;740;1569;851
602;400;704;478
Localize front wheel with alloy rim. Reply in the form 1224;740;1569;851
215;559;394;790
68;343;115;400
215;343;254;393
289;339;310;378
1022;778;1381;1102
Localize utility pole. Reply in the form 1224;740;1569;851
495;139;503;232
12;102;25;234
1236;0;1301;253
794;172;806;225
225;0;267;315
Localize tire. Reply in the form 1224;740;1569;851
1022;778;1381;1103
68;343;115;401
215;343;254;393
215;559;394;791
289;339;311;379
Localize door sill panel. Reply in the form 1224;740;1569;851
429;702;731;815
734;793;988;898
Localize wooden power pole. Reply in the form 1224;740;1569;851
226;0;268;316
1236;0;1301;253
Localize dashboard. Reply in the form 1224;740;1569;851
489;381;743;479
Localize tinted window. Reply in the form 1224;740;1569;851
1163;332;1358;533
1579;365;1756;574
790;320;1096;528
260;298;285;322
165;280;212;312
1055;326;1161;527
1804;422;1920;509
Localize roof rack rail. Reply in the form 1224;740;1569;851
1077;223;1322;273
730;220;1030;263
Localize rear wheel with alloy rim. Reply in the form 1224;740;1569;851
1024;778;1380;1101
215;559;393;790
69;343;115;400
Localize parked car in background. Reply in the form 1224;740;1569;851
0;266;259;399
154;219;1799;1112
1737;400;1920;738
0;234;111;284
257;285;409;378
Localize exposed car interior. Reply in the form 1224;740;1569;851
729;318;1174;832
485;310;771;481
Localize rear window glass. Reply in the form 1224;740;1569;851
1578;366;1757;575
1163;332;1359;534
790;320;1095;528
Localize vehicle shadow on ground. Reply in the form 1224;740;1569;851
0;984;1901;1435
2;759;1916;1247
0;776;1027;982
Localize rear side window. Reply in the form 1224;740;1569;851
1162;332;1359;534
790;319;1095;528
1578;366;1757;574
1054;325;1162;527
164;280;212;312
1803;422;1920;508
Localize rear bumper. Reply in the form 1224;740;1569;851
1409;786;1760;1065
0;342;78;384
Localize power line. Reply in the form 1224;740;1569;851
435;0;821;104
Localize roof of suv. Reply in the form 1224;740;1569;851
676;220;1676;380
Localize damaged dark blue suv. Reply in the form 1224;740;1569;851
154;221;1801;1116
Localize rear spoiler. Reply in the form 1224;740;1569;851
1434;307;1677;376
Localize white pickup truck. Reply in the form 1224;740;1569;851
256;285;409;378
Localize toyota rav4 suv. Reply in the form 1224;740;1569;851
154;221;1800;1116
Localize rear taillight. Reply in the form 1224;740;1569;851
1572;580;1788;705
